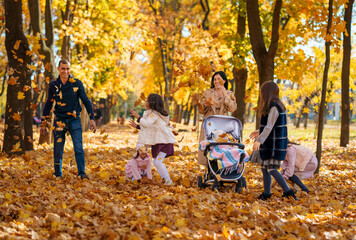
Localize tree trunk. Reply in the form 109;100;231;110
28;0;56;145
232;0;247;139
316;0;333;174
3;0;33;154
246;0;283;129
61;0;77;59
340;0;354;147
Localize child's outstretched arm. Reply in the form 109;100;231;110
129;119;139;129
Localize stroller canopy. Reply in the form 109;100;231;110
203;115;242;140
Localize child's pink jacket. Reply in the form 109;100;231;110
281;145;317;179
125;154;152;180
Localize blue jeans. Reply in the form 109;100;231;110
53;117;85;177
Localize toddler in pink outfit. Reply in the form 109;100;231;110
125;144;152;181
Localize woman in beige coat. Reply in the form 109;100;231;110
198;71;237;165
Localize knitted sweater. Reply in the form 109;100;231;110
259;103;288;161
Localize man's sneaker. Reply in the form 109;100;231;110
164;179;173;185
79;174;89;180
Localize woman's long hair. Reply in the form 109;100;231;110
147;93;169;116
258;81;286;117
211;71;229;89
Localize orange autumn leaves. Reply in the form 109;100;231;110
0;123;355;239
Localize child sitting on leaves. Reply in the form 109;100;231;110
125;144;152;182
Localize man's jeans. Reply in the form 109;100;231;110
53;117;85;177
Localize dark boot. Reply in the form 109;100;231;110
258;192;272;200
282;190;298;200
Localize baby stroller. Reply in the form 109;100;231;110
197;115;248;193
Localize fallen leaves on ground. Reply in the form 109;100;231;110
0;122;355;239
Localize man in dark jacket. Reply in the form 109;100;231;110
40;59;96;179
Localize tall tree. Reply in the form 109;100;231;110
28;0;56;144
340;0;354;147
3;0;33;154
316;0;333;173
61;0;77;60
246;0;283;128
232;0;247;135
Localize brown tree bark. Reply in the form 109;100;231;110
316;0;333;174
200;0;210;30
61;0;77;60
3;0;33;154
232;0;247;139
28;0;57;145
340;0;354;147
246;0;283;129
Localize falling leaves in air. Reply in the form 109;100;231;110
8;76;18;85
130;50;135;60
17;92;25;100
12;112;21;121
212;31;220;39
13;40;21;50
67;111;77;118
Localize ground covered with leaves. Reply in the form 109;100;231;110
0;122;355;239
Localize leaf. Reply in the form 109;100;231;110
73;87;78;92
14;40;21;50
26;50;33;56
67;111;77;118
18;58;23;63
218;59;225;65
27;64;37;71
212;31;220;39
69;77;76;83
44;62;52;71
140;92;146;101
31;103;39;110
17;92;25;100
130;50;136;60
23;85;31;92
100;129;106;134
8;76;18;85
12;112;21;121
5;193;11;201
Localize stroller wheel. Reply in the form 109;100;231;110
197;176;204;188
241;177;247;188
235;184;242;194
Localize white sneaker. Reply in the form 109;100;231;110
164;179;173;185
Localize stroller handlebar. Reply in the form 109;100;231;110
208;142;245;149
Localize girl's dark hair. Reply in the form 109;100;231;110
147;93;169;116
211;71;229;89
258;81;286;117
134;150;139;158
